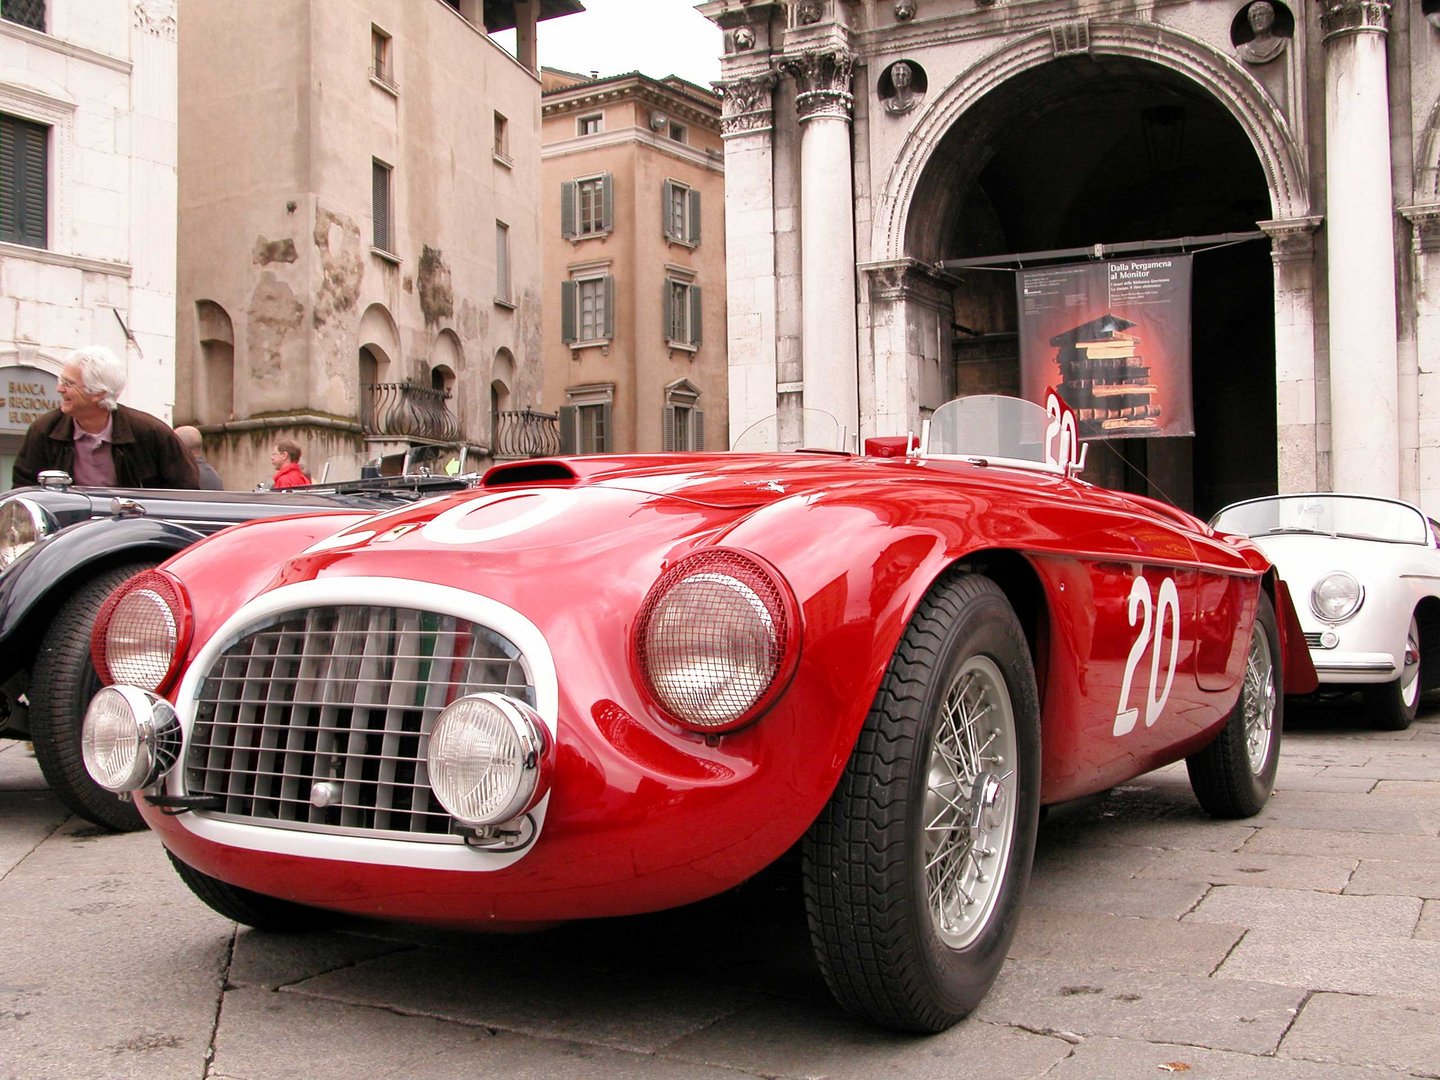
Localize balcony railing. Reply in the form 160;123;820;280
362;381;460;443
493;408;560;459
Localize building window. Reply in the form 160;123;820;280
561;275;614;344
370;25;396;91
0;113;47;249
493;111;510;164
664;380;704;451
495;220;511;305
560;384;613;454
578;113;602;136
561;173;613;239
662;179;700;246
1;0;45;32
371;158;393;255
664;277;702;349
667;120;687;144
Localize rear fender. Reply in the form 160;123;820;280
1271;573;1318;695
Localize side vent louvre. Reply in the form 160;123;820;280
484;461;578;487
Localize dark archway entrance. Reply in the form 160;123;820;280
911;55;1274;518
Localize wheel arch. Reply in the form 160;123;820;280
1414;594;1440;693
941;548;1050;704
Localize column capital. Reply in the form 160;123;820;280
1258;216;1323;264
1400;204;1440;255
780;49;854;121
1318;1;1391;42
860;259;952;308
716;71;780;137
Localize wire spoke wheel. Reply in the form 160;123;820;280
924;655;1018;949
1241;623;1276;775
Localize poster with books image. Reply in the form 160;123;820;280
1017;255;1194;439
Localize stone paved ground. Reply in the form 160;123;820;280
2;695;1436;1080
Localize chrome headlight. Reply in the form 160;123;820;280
634;548;798;733
1311;571;1364;623
426;693;551;827
82;685;181;792
0;497;49;570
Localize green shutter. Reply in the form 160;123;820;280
561;179;576;239
663;279;674;342
693;408;705;451
599;402;612;452
600;173;614;232
561;280;577;343
662;179;675;240
559;405;577;453
1;114;47;249
688;188;701;245
602;276;614;339
689;285;702;347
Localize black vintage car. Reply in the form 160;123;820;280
0;468;474;830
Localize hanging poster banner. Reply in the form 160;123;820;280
1016;254;1194;439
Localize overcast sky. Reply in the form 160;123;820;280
527;0;723;87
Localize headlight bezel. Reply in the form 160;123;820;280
0;496;51;570
81;684;181;793
632;547;800;734
92;568;193;694
1310;570;1364;624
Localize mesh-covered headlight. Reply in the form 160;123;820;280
1311;571;1363;623
82;685;181;792
0;497;49;570
93;569;191;693
427;693;551;827
634;549;798;733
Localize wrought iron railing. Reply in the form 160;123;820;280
362;381;460;443
493;409;560;459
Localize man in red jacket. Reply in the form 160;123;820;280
269;437;310;489
12;345;199;489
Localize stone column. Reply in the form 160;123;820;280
1320;0;1398;496
1260;217;1324;493
1401;205;1440;509
781;49;858;448
717;72;782;449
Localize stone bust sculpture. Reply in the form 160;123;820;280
1237;1;1287;64
883;61;920;115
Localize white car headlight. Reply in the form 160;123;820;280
1311;571;1364;623
0;497;49;570
426;693;550;827
82;685;181;793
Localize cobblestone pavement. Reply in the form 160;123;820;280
2;696;1437;1080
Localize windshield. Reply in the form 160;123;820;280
1212;494;1431;544
731;410;843;452
923;395;1059;470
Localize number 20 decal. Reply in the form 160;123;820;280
1113;575;1181;737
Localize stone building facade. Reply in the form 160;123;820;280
175;0;577;488
540;69;727;453
701;0;1440;517
0;0;177;488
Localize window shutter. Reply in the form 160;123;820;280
372;161;391;251
560;179;576;239
559;405;577;454
600;173;614;232
693;408;705;451
688;189;701;245
663;404;676;452
602;275;615;339
662;179;676;240
599;402;612;452
689;285;702;347
1;115;47;249
561;280;577;343
662;280;674;342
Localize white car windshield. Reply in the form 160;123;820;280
1212;494;1431;545
923;395;1061;471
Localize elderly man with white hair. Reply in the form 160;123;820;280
12;345;199;489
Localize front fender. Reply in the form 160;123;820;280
0;517;205;652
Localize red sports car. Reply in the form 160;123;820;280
81;394;1313;1032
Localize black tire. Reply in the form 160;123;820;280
802;572;1041;1033
1361;615;1419;731
28;562;155;832
167;851;337;931
1186;590;1282;818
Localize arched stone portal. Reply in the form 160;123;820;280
865;23;1312;516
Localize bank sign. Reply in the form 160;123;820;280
0;366;60;434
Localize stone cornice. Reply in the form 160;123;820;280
542;76;721;131
0;18;131;73
860;258;952;308
780;49;854;121
1319;0;1391;41
1258;216;1323;264
1400;205;1440;256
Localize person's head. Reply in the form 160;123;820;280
174;425;204;457
1248;1;1274;34
58;345;126;416
892;61;912;89
271;438;302;468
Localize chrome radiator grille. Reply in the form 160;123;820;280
183;604;534;841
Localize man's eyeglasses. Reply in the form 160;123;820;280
56;378;81;390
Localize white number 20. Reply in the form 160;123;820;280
1113;575;1181;737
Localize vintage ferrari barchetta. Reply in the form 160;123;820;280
81;394;1314;1032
